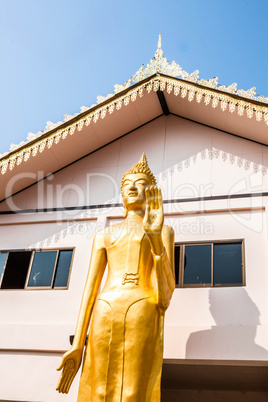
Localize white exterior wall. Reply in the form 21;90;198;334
1;114;268;401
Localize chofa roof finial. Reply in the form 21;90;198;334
158;33;161;51
155;33;163;60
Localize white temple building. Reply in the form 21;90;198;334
0;36;268;401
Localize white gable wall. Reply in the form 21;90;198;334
1;114;267;212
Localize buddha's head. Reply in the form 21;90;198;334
121;153;157;216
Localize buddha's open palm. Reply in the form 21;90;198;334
143;186;164;236
56;347;82;394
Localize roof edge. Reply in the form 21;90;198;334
1;73;268;175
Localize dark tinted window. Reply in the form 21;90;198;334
184;245;211;285
1;251;32;289
214;243;242;285
0;249;73;290
27;251;57;287
175;242;243;288
53;250;73;288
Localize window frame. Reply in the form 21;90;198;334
175;239;245;288
0;251;9;288
0;247;75;291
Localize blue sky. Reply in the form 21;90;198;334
0;0;267;154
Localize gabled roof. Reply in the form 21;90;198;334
1;35;268;202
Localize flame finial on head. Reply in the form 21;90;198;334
121;152;157;191
139;152;148;165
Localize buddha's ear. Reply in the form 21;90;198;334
123;205;128;218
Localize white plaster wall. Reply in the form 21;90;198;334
0;352;80;402
1;114;268;400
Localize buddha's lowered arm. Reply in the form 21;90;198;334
56;232;107;394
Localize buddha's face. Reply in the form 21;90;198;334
121;173;151;212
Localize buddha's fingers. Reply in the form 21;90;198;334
145;187;154;215
56;375;66;394
145;187;152;210
62;369;73;394
65;371;76;394
152;186;157;210
157;187;163;211
155;187;163;214
56;372;65;393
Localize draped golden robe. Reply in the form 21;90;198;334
77;218;174;402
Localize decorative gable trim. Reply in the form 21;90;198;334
1;74;268;175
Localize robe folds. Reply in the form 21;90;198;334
77;220;174;402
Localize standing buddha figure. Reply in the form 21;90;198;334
57;153;175;401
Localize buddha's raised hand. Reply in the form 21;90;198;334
143;186;164;255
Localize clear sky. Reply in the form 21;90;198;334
0;0;267;154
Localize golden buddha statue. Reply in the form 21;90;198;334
56;153;175;401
